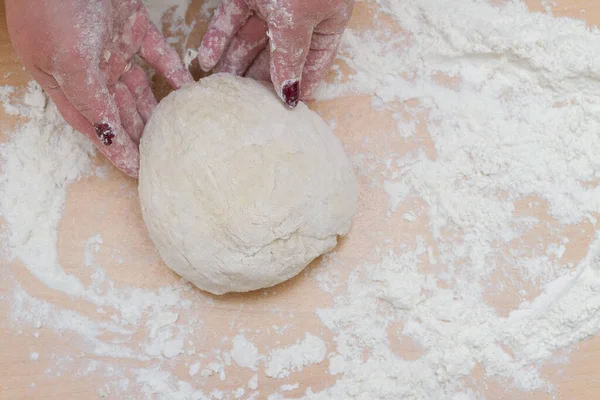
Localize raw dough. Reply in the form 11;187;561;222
138;73;357;295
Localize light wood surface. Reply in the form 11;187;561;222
2;1;600;399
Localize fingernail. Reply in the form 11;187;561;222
94;123;115;146
199;61;213;72
281;79;300;109
197;48;215;72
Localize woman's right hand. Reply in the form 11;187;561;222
198;0;355;108
6;0;193;177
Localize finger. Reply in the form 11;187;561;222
105;51;131;85
197;0;252;71
215;16;268;76
55;67;140;177
46;85;140;177
268;23;313;108
121;65;157;123
245;47;271;82
139;23;194;89
106;9;149;85
110;82;144;145
300;33;343;100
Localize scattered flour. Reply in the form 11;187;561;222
248;373;259;390
327;354;346;375
265;333;327;379
3;0;600;399
281;382;300;391
230;334;260;370
162;338;184;358
143;0;191;31
183;48;199;69
234;387;245;398
189;361;202;377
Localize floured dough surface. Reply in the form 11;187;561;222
138;73;357;295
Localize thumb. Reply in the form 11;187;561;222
268;24;313;108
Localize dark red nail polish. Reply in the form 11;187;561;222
282;80;300;108
94;123;115;146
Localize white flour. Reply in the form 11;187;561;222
230;334;261;370
265;334;327;379
3;0;600;399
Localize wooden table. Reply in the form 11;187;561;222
2;1;600;399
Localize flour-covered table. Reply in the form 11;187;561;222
2;1;600;398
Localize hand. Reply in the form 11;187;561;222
6;0;193;177
198;0;354;108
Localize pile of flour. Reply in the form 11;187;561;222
3;0;600;398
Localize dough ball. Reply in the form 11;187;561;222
138;74;357;295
